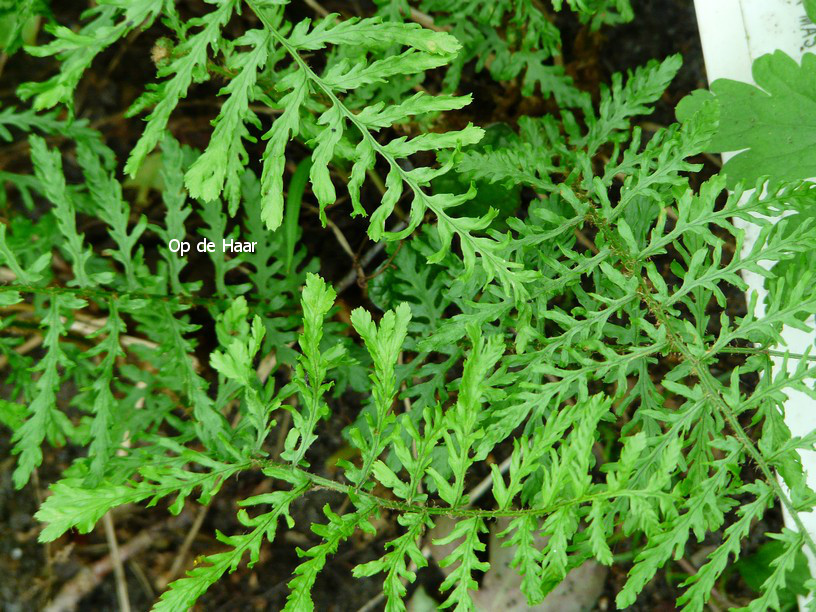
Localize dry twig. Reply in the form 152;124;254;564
43;515;186;612
337;221;407;294
156;506;210;590
102;513;131;612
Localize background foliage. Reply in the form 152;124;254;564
2;0;816;610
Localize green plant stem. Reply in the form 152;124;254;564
253;459;674;518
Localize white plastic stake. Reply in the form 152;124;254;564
694;0;816;605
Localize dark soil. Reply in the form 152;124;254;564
0;1;779;611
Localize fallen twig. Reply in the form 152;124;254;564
156;505;210;590
303;0;330;17
102;513;131;612
337;221;407;294
408;8;449;32
43;515;186;612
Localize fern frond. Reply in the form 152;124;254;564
353;511;433;612
0;0;47;55
18;0;164;111
0;223;49;284
79;299;126;485
11;294;85;488
282;273;345;466
745;529;807;612
125;0;238;177
29;135;96;287
37;440;252;541
427;328;504;507
153;136;197;295
0;105;111;159
10;4;816;610
582;54;682;155
159;302;230;447
434;516;490;610
198;197;245;297
283;500;378;612
156;473;309;611
346;302;411;487
184;27;273;213
245;4;535;298
210;297;274;453
76;140;146;291
678;481;774;610
616;441;741;608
